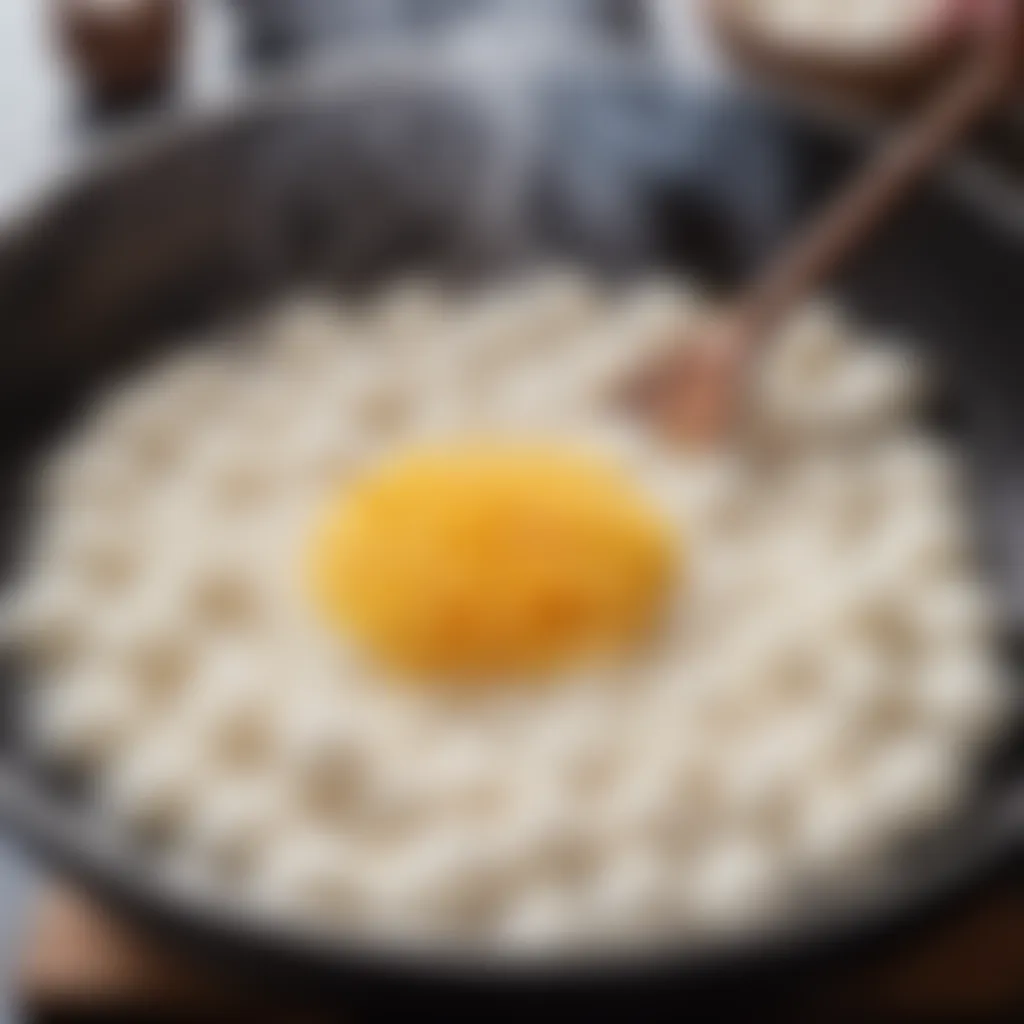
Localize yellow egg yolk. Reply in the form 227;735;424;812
305;442;677;680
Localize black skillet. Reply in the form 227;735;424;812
0;55;1021;1017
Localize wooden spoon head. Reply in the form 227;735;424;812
620;318;751;448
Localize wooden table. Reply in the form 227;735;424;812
17;879;1024;1021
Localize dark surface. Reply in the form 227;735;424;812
0;51;1021;1017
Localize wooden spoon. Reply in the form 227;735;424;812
628;0;1021;445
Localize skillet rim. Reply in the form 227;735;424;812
1;50;1022;996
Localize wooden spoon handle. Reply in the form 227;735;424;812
646;0;1020;442
735;0;1020;340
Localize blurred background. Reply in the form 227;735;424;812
0;2;1021;1021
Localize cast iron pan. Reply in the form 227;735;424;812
0;55;1022;1015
